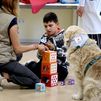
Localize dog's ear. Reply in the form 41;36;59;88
64;38;70;48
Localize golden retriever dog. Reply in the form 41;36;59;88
64;25;101;101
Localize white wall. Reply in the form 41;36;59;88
18;8;77;43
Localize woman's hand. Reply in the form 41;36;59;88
76;6;84;17
37;44;49;55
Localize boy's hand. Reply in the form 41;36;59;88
45;40;55;50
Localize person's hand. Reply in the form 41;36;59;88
37;44;49;55
45;40;55;50
2;72;10;80
76;6;84;17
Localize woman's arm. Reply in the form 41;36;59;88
9;25;48;54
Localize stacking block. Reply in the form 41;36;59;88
41;73;58;87
41;62;57;75
68;79;75;85
35;83;46;92
42;51;57;63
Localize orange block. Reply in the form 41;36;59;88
42;51;57;63
41;62;57;75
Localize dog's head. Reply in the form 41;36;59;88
64;25;89;49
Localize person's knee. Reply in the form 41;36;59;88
58;68;68;81
25;61;37;69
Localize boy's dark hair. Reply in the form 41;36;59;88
43;12;58;23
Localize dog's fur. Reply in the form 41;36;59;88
64;25;101;101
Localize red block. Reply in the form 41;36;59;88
41;73;58;87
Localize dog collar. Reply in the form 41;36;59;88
84;55;101;76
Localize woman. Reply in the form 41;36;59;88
0;0;48;88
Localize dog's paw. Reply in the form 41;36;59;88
72;93;83;100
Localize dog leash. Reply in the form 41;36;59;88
84;55;101;76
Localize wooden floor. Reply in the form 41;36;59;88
0;51;76;101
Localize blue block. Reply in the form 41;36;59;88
35;83;46;92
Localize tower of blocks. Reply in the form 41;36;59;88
41;51;58;87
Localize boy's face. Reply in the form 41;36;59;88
44;21;60;36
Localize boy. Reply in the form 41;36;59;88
26;12;69;82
